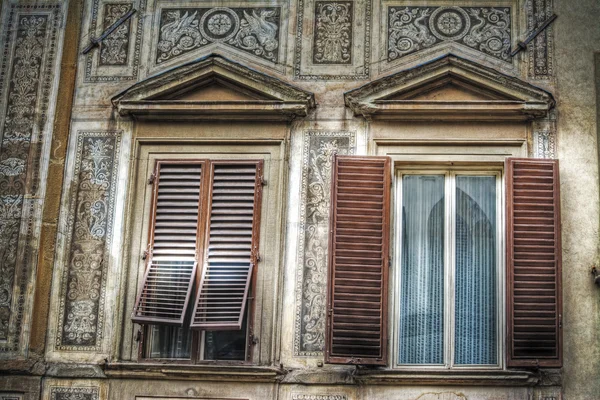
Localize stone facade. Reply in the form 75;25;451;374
0;0;599;399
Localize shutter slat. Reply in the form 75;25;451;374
132;161;204;326
326;155;390;365
191;162;262;331
506;158;562;367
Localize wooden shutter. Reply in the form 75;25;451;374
325;155;391;365
506;158;562;367
132;161;206;326
191;161;263;330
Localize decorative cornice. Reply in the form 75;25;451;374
345;54;555;121
112;54;315;120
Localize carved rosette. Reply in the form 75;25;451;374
0;4;62;354
387;6;511;62
156;7;281;64
56;132;122;351
294;131;355;356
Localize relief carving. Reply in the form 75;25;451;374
99;3;132;65
50;387;99;400
313;2;353;64
156;7;281;64
56;132;121;351
0;4;62;353
294;132;355;356
388;6;511;62
527;0;554;79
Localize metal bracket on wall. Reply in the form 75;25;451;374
592;266;600;286
510;14;557;57
82;8;137;54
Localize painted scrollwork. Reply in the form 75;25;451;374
313;2;352;64
57;133;121;350
156;7;280;64
294;132;354;356
387;6;511;63
99;3;132;65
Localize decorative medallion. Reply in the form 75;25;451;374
313;2;353;64
387;6;511;63
294;131;355;356
156;7;281;64
55;132;122;351
0;3;62;355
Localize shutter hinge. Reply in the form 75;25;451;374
148;172;156;185
142;245;152;260
251;334;259;345
260;176;267;186
135;329;142;342
559;314;562;329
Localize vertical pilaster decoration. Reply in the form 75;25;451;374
533;116;557;159
0;3;62;354
50;387;99;400
84;0;146;82
527;0;554;79
55;132;122;351
294;131;355;356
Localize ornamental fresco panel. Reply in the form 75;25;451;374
55;132;122;351
0;2;63;355
386;5;511;63
313;1;353;65
99;3;133;66
294;131;355;356
527;0;554;79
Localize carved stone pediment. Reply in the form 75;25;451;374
345;55;555;121
112;54;315;121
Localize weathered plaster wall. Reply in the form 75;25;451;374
554;1;600;399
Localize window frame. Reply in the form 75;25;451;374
391;165;505;370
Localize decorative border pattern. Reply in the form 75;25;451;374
533;129;556;159
527;0;554;79
0;394;23;400
292;395;347;400
55;131;122;351
84;0;146;82
294;0;371;80
293;131;355;356
50;387;99;400
0;2;62;354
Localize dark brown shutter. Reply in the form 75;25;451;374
132;161;206;326
325;155;390;365
506;158;562;368
191;161;263;330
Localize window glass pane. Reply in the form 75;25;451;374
203;310;248;361
399;175;445;364
147;324;192;359
454;175;497;365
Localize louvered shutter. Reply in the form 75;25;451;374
506;158;562;368
325;155;391;365
191;161;263;330
132;161;206;326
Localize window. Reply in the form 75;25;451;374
395;169;502;368
132;159;263;362
325;156;562;369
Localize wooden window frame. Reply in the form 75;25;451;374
136;158;263;365
391;166;505;370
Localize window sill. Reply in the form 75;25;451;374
103;362;285;382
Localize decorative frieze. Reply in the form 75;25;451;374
295;0;371;80
99;3;132;66
387;6;511;63
84;0;145;82
55;132;122;351
0;3;62;354
155;6;282;64
292;396;347;400
50;387;99;400
527;0;554;79
294;131;355;356
313;2;353;64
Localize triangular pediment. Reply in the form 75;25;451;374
345;55;554;121
112;54;315;120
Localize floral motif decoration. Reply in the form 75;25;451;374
50;387;99;400
527;0;554;78
57;133;121;350
313;2;352;64
534;130;556;159
156;7;280;64
0;14;48;341
292;396;347;400
388;6;511;62
99;3;132;65
294;132;354;356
